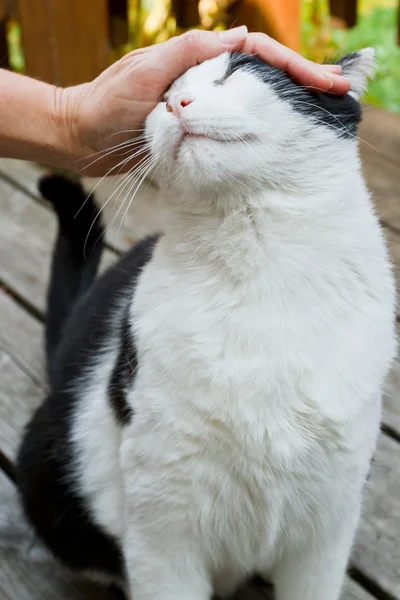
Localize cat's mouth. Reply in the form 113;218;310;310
174;129;255;158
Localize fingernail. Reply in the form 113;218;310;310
219;26;248;44
324;74;334;89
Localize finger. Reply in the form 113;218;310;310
287;56;351;94
323;64;343;74
242;33;350;95
153;27;248;85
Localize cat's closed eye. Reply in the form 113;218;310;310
213;74;231;86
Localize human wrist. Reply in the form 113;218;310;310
44;83;92;172
0;69;93;171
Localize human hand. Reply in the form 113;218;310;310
60;28;350;177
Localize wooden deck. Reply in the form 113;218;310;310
0;106;399;600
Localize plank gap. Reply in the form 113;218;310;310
0;280;44;322
27;186;124;259
0;165;125;258
0;449;17;484
381;220;400;239
381;423;400;445
349;566;398;600
0;169;39;203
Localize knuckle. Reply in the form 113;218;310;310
181;29;202;48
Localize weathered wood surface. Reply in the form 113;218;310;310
0;471;118;600
16;0;109;87
384;358;400;436
0;288;45;385
0;106;400;599
352;434;400;599
0;158;167;253
0;177;116;315
0;350;43;460
359;106;400;163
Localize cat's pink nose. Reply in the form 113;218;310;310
166;93;194;117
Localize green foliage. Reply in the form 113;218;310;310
332;7;400;112
7;20;24;73
301;1;400;113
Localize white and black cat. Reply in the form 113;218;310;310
17;50;396;600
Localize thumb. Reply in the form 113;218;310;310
154;27;248;86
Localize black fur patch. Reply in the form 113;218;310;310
39;174;103;267
109;308;136;426
17;391;125;577
18;174;160;579
40;175;104;370
18;236;159;577
227;52;362;138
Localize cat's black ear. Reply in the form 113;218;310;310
335;48;375;100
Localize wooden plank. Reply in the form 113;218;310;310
384;357;400;437
0;158;164;253
361;146;400;232
0;471;117;600
352;433;400;600
0;350;43;460
245;576;373;599
0;177;115;315
360;107;400;165
0;289;45;385
382;321;400;438
17;0;109;86
0;159;43;197
383;226;400;318
341;579;375;600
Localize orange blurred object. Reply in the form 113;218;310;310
228;0;300;51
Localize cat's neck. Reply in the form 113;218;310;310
160;166;368;282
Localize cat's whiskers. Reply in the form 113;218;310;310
80;135;153;172
75;143;151;221
113;154;160;253
83;149;152;254
99;152;158;248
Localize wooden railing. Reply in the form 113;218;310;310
0;0;301;86
0;0;127;86
2;1;397;88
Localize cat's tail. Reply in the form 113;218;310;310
39;174;104;375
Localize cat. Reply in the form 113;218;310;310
17;49;396;600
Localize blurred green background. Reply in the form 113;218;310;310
302;0;400;112
7;0;400;113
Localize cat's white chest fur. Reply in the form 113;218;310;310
116;198;393;595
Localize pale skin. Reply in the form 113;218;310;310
0;27;350;178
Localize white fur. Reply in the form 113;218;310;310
72;52;396;600
343;48;376;100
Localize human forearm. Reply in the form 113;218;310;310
0;69;81;169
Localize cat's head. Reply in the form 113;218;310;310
145;49;375;195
